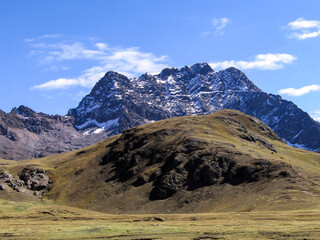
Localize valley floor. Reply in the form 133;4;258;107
1;200;319;240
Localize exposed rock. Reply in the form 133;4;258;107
149;169;161;181
202;160;222;185
240;133;277;152
133;174;148;186
0;166;52;198
0;168;11;180
19;166;50;191
151;170;188;200
225;159;284;185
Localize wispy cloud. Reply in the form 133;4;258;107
288;18;320;40
212;17;230;35
278;84;320;97
34;42;105;64
311;110;320;122
210;53;296;70
25;34;62;42
202;17;230;36
43;65;69;72
29;38;168;90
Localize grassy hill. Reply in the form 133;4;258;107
1;109;320;214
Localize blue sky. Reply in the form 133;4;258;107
1;1;320;120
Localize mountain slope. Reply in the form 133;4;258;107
68;63;320;152
1;110;320;214
0;106;108;160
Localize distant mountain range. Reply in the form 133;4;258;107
1;63;319;160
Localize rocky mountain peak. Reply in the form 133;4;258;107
90;71;129;96
217;67;262;92
10;105;36;118
67;63;320;152
159;67;179;78
1;62;320;160
190;62;214;75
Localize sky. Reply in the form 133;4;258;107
1;1;320;121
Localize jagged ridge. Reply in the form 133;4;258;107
68;63;320;152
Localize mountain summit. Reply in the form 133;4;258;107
68;63;320;152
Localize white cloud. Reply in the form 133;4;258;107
95;42;109;50
201;31;211;36
278;85;320;97
311;111;320;121
210;53;296;70
40;34;61;39
36;42;104;63
104;47;168;75
29;39;168;90
212;17;230;35
289;30;320;40
43;65;69;72
32;78;79;90
288;18;320;40
25;34;61;42
288;18;320;29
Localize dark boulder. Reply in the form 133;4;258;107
19;166;50;191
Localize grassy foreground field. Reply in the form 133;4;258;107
1;199;320;240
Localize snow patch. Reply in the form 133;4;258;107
77;118;119;130
94;127;105;134
284;138;313;152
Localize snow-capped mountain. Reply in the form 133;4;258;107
68;63;320;152
1;63;319;160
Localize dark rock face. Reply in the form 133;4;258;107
0;123;18;141
69;63;320;152
101;112;295;200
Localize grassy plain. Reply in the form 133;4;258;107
0;199;320;239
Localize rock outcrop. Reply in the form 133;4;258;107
0;166;52;198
